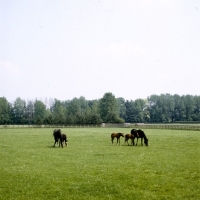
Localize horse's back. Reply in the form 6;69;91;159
62;133;67;141
127;133;134;138
112;132;124;137
131;129;137;134
131;129;138;136
53;129;62;139
137;129;145;137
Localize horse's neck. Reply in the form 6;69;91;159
143;133;147;140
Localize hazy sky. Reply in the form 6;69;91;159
1;0;200;103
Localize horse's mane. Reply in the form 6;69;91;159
138;129;148;141
144;134;148;141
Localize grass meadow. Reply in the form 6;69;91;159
0;128;200;200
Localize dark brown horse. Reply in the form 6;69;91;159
61;133;68;146
131;129;148;146
53;129;63;148
124;134;135;145
111;133;124;145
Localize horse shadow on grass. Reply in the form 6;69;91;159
47;145;65;148
47;145;55;148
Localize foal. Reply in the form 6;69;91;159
124;134;135;145
111;133;124;145
61;133;68;146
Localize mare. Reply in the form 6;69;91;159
53;129;63;148
131;129;148;146
111;133;124;145
124;134;135;145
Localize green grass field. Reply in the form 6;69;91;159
0;128;199;200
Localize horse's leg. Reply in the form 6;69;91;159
53;138;57;147
141;138;143;146
60;139;63;148
59;139;63;148
132;138;135;146
116;137;120;145
111;137;114;145
136;138;139;146
124;137;128;145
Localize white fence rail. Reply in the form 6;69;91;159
1;123;200;130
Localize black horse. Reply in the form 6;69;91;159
53;129;63;148
131;129;148;146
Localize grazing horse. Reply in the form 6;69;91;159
124;134;135;145
111;133;124;145
53;129;63;148
131;129;148;146
61;133;68;146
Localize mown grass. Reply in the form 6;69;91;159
0;128;199;200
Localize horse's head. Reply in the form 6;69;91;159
144;138;148;146
121;133;124;137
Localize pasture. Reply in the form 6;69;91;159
0;128;199;200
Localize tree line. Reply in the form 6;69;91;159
1;93;200;125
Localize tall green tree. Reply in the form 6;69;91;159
192;96;200;121
173;94;185;121
125;99;147;123
67;98;81;116
43;109;54;124
0;97;11;124
51;99;66;124
125;100;134;122
86;100;102;124
79;96;88;114
148;94;174;122
134;99;146;122
12;97;26;124
158;94;175;122
75;96;88;124
99;92;124;123
184;95;194;121
34;100;46;124
66;98;81;124
26;100;34;124
117;97;126;120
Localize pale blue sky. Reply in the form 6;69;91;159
1;0;200;103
